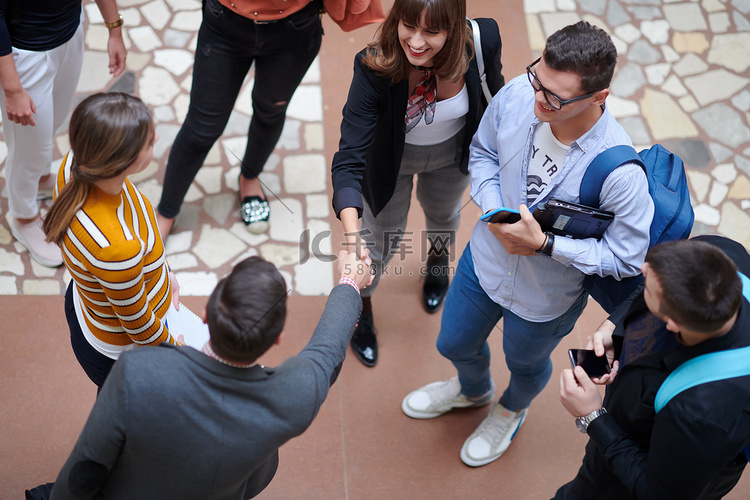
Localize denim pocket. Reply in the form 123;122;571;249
206;0;224;17
286;7;320;30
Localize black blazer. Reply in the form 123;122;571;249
331;18;504;219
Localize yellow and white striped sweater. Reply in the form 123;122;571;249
54;153;175;348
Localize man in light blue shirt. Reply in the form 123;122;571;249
402;21;654;468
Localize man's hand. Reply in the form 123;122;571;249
486;204;546;256
585;319;619;384
337;250;373;290
560;366;604;418
4;88;36;126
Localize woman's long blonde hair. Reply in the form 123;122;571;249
43;92;153;245
364;0;472;83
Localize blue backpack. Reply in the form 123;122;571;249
654;272;750;461
579;144;695;314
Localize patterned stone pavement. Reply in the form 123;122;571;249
525;0;750;243
0;0;332;296
0;0;748;296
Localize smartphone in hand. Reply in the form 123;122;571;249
481;207;521;224
568;349;611;378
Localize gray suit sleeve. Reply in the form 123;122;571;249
298;284;362;385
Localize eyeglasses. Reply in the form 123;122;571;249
526;57;599;110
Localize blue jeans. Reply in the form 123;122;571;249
158;0;322;218
437;242;588;411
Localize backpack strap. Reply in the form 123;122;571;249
654;345;750;413
654;271;750;413
468;17;492;104
580;145;644;209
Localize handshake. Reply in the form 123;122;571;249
337;250;374;291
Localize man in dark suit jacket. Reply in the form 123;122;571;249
556;236;750;499
50;252;371;499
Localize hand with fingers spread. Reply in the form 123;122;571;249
486;204;547;256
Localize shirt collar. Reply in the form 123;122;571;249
201;341;257;369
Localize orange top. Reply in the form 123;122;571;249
55;152;175;347
217;0;314;21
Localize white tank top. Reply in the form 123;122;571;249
405;83;469;146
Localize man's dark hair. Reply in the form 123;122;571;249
544;21;617;93
206;257;288;364
646;240;742;333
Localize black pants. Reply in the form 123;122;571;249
157;0;323;218
65;281;115;389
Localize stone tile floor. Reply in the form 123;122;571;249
0;0;748;296
525;0;750;242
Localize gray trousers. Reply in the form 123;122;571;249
361;129;469;297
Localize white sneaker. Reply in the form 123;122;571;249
8;214;63;268
460;402;527;467
401;376;495;419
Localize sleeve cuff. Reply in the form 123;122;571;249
338;276;360;294
586;412;622;449
550;234;575;265
333;187;364;220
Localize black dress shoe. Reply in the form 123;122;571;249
350;312;377;367
423;252;449;314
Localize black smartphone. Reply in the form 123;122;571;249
481;207;521;224
568;349;611;378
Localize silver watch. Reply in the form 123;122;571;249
575;408;607;434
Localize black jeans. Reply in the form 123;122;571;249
158;0;323;218
65;281;116;389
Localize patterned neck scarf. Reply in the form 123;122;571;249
404;66;437;133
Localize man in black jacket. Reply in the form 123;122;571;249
556;236;750;499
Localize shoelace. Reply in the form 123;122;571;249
476;408;515;444
425;378;462;407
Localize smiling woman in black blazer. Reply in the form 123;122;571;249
331;0;504;367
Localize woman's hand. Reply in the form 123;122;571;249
340;207;371;264
169;269;180;311
4;87;36;126
337;250;373;289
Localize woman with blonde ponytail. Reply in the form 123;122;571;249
44;92;179;388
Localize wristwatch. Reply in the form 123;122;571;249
575;408;607;434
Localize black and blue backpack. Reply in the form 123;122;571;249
579;144;695;313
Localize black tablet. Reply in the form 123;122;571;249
533;199;614;240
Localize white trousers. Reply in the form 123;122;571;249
0;21;84;219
